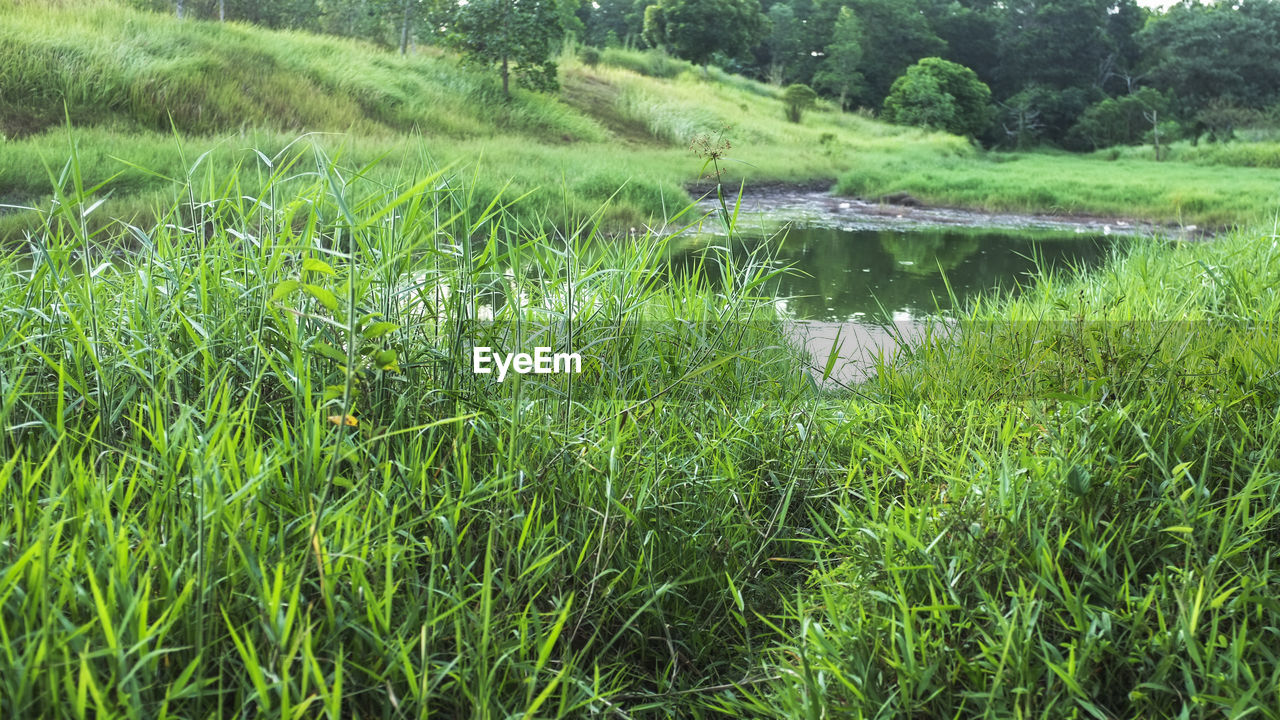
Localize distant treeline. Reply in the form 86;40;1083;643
129;0;1280;150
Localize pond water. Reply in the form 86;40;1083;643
674;192;1146;383
677;223;1117;323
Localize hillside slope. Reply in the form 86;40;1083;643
0;0;963;238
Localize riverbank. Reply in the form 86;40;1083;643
697;185;1207;238
836;148;1280;230
4;145;1279;716
729;218;1280;717
9;2;1277;243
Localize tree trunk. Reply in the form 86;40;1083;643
502;55;510;99
400;0;411;55
1147;110;1162;161
219;0;224;21
176;0;184;19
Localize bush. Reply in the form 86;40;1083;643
882;57;993;138
579;45;601;67
598;47;694;78
1067;87;1169;150
782;83;817;123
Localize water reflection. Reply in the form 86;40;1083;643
749;226;1113;322
670;224;1117;383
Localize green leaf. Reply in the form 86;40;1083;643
302;258;336;276
304;284;339;312
271;279;301;302
373;349;398;371
362;321;398;340
311;341;348;364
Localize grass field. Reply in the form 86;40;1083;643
1;147;831;717
836;149;1280;229
5;0;1280;716
5;138;1280;717
7;0;1280;241
728;221;1280;717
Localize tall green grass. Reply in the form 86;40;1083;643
6;129;1280;719
0;1;604;140
1100;139;1280;168
0;140;837;716
837;150;1280;228
724;223;1280;717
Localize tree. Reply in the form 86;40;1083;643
764;3;802;84
642;0;766;69
995;0;1117;94
844;0;946;107
813;6;863;109
783;83;818;122
558;0;587;42
883;57;993;138
1138;1;1280;120
923;0;1001;88
445;0;565;98
1067;86;1167;150
1194;98;1263;144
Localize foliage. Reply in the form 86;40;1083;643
727;222;1280;717
883;57;993;138
842;0;945;107
641;0;765;67
782;82;817;123
578;44;601;66
127;0;322;29
1193;98;1265;144
812;6;863;109
1068;87;1169;151
763;2;801;84
442;0;564;96
995;0;1118;88
996;84;1097;148
1139;0;1280;118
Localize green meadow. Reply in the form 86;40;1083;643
3;0;1280;717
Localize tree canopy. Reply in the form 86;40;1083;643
444;0;564;98
641;0;766;67
883;57;993;138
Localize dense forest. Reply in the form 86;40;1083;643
128;0;1280;149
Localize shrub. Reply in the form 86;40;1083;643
782;83;817;123
598;47;694;78
883;57;993;139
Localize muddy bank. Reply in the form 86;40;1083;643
690;185;1210;239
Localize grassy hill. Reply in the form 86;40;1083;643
0;0;971;240
5;2;1280;717
5;0;1280;239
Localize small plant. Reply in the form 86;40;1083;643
689;125;735;229
819;130;837;155
579;45;601;67
782;83;817;123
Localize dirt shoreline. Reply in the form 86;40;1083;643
685;181;1216;240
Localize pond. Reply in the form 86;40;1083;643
674;190;1158;383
